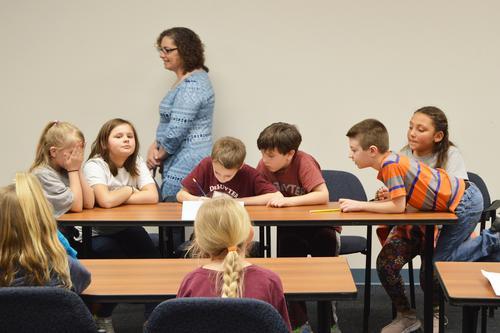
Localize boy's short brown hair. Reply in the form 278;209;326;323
346;119;389;153
211;136;246;169
257;122;302;154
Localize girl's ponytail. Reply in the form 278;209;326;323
221;247;244;298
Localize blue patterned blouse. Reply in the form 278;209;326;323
156;70;215;199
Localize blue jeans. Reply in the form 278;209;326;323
434;182;485;262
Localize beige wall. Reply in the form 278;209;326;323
1;1;499;268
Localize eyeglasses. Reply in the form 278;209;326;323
156;46;178;54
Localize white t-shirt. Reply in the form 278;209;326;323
83;155;155;235
400;145;468;180
84;156;154;190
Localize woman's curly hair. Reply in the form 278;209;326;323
157;27;208;74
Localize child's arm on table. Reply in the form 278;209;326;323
267;183;329;208
339;195;406;213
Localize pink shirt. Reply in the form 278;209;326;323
177;265;291;331
181;157;277;198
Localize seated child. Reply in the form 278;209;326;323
84;118;160;331
341;118;485;332
256;122;338;333
0;173;90;294
176;136;281;205
30;121;95;255
177;197;291;331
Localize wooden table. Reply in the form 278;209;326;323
60;202;457;333
435;262;500;333
81;257;357;333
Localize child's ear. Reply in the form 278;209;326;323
433;131;444;143
49;147;57;158
286;150;296;159
368;145;379;154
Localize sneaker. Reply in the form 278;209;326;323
292;321;313;333
95;316;115;333
381;310;421;333
330;323;342;333
433;308;449;332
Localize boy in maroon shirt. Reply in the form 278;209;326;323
177;136;281;205
257;122;340;333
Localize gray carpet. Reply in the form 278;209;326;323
111;285;500;333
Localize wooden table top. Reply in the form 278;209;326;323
80;257;357;302
435;261;500;306
58;202;457;227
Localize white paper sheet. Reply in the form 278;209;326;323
181;201;204;220
181;200;244;220
481;269;500;296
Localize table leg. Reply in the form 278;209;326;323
317;301;332;333
259;226;265;257
82;226;92;258
265;226;271;257
424;225;434;333
362;225;372;333
166;227;175;257
462;306;479;333
158;226;166;258
439;283;445;333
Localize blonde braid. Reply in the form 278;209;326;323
221;250;243;298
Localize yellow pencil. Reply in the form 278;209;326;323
309;208;341;213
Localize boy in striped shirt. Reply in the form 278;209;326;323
341;118;486;333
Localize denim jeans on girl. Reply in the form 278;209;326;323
434;182;485;262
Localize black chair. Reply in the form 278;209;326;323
321;170;372;332
0;286;97;333
467;172;500;231
467;172;500;333
144;297;290;333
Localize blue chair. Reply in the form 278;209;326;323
0;286;97;332
321;170;373;332
467;172;500;231
144;297;290;333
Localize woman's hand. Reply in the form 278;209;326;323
147;142;162;170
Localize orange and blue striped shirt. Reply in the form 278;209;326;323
377;153;465;212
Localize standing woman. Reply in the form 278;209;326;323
147;27;215;201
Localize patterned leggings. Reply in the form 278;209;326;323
376;226;440;312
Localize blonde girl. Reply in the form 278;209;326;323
177;197;291;330
31;121;94;215
30;121;94;256
0;173;90;293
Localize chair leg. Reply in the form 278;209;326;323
362;226;372;333
488;306;495;317
408;259;416;309
481;306;488;333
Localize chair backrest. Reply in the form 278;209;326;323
144;297;290;333
322;170;368;202
467;172;491;222
0;286;97;333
